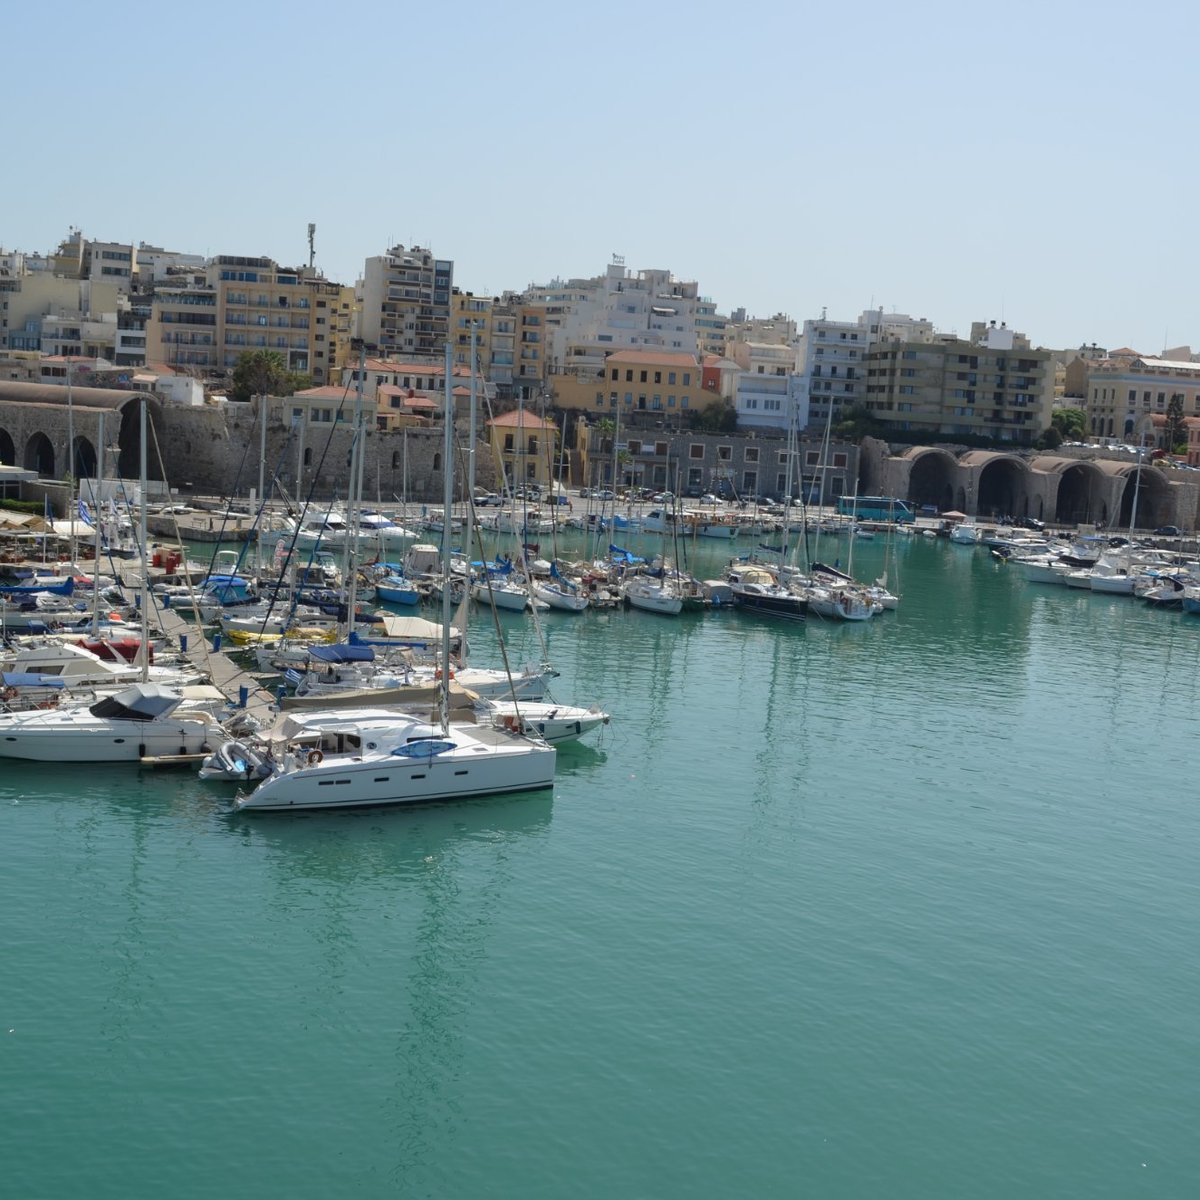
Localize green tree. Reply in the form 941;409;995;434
1037;425;1064;450
1165;393;1187;454
230;350;311;403
834;402;884;441
689;399;737;433
1050;406;1087;441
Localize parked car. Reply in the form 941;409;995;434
1021;516;1045;531
593;488;616;501
699;493;721;505
1154;525;1182;536
474;492;503;507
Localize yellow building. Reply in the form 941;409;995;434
487;409;560;490
552;348;707;417
450;290;493;371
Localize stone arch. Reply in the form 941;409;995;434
1054;462;1107;525
975;455;1029;519
0;426;14;466
905;448;957;511
114;397;164;480
1118;465;1170;531
24;431;55;476
72;435;97;479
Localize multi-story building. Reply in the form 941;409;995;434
50;230;138;287
551;348;707;419
797;309;935;433
488;300;517;398
450;291;493;371
525;257;703;388
146;256;351;384
724;312;797;350
359;244;453;358
732;341;804;433
0;273;124;353
695;297;727;357
864;321;1054;444
341;355;485;421
1085;350;1200;442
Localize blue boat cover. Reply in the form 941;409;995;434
2;672;67;689
608;544;644;564
308;643;375;664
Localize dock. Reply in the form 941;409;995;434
155;603;281;728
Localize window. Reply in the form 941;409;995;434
683;373;691;385
745;447;759;463
806;451;819;465
625;370;633;382
668;372;677;385
654;371;662;383
639;370;648;383
717;445;732;461
689;443;705;459
611;368;618;380
833;453;847;468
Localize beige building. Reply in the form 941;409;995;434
487;409;560;490
146;256;351;384
1085;351;1200;443
359;244;453;358
0;274;123;353
864;323;1054;444
450;291;493;371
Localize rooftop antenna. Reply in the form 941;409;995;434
307;222;316;269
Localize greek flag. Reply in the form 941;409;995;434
78;499;95;527
283;669;303;687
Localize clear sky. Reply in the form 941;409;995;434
6;0;1197;353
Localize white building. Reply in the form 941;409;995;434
732;341;804;432
544;256;702;376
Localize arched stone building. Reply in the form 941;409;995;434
0;380;161;483
871;440;1200;530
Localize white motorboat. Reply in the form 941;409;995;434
949;522;980;545
0;681;224;762
482;700;609;744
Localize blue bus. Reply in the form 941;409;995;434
836;496;916;523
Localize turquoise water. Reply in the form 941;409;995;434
5;534;1200;1197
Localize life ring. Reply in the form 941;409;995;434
306;749;324;766
434;668;455;680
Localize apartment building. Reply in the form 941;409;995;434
0;273;124;353
450;291;493;371
1085;350;1200;442
695;297;727;357
796;309;935;433
864;322;1053;444
50;230;138;286
359;244;453;358
730;342;802;432
147;256;351;384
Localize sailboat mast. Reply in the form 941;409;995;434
345;343;367;640
439;344;455;733
465;324;477;565
90;412;105;636
138;399;150;683
257;393;267;576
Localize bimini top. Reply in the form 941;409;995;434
308;642;375;664
2;672;67;689
88;683;183;721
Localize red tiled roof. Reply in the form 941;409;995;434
487;410;559;429
295;385;350;400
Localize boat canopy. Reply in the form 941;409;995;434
2;672;66;689
88;683;183;721
308;642;375;664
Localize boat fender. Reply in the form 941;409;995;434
435;668;455;680
307;749;324;766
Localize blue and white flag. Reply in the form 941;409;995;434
78;499;95;527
